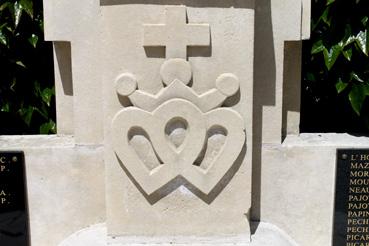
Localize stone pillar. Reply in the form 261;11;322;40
43;0;103;144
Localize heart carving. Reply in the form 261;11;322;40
165;118;188;149
111;98;245;196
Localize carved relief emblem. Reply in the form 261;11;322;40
111;6;245;197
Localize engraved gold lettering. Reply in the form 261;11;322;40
351;162;369;169
344;152;369;246
350;171;369;177
347;226;369;233
348;202;369;209
0;190;8;205
350;179;369;186
0;156;5;164
346;243;369;246
346;234;369;241
0;165;5;172
351;162;359;168
348;219;369;226
361;154;369;161
348;211;369;218
349;195;369;202
349;186;369;193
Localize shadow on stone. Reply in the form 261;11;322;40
116;141;246;205
100;0;254;9
251;0;275;232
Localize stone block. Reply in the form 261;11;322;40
0;136;105;246
102;3;254;241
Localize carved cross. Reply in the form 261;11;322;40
143;6;210;59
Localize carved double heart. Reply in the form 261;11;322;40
112;99;245;195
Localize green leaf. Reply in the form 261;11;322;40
355;30;368;56
13;1;23;28
362;16;369;26
350;72;365;83
0;0;55;134
311;40;325;54
10;78;16;91
306;72;316;82
41;87;54;107
19;0;33;18
33;81;41;96
16;61;26;68
343;26;356;47
0;2;11;11
1;103;10;113
38;18;44;32
344;36;356;47
336;78;348;94
342;48;353;61
34;107;48;119
323;45;342;70
326;0;335;5
40;120;56;134
12;0;33;28
321;7;332;26
28;34;38;48
18;106;35;126
349;84;369;115
0;30;7;46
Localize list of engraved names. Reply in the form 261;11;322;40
346;154;369;246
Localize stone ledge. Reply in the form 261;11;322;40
59;222;297;246
281;133;369;147
0;135;75;148
0;135;105;246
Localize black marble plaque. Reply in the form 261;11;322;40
0;151;29;246
334;149;369;246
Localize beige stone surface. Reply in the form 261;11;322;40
2;133;364;246
143;7;210;59
282;41;302;137
43;0;312;143
302;0;312;40
59;222;298;246
259;134;369;246
102;3;254;240
38;1;333;245
43;0;312;146
254;0;311;145
43;0;103;144
53;42;74;135
0;136;105;246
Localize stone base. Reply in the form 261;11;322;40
0;135;106;246
3;134;368;245
59;222;298;246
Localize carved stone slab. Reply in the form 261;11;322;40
102;2;254;241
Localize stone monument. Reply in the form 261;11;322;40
103;4;253;243
4;0;369;246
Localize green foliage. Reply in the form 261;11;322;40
303;0;369;130
0;0;55;134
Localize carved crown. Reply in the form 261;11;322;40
115;58;240;113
